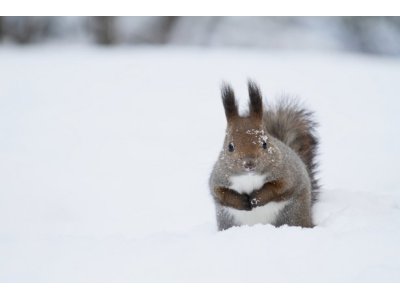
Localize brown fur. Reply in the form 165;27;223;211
227;117;264;160
250;179;290;207
214;186;251;210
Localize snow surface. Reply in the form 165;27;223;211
1;46;400;282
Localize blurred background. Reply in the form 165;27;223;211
1;16;400;55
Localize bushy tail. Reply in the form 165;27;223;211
264;97;319;203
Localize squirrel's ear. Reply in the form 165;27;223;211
221;83;238;122
248;80;263;121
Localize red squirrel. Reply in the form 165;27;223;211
209;81;319;230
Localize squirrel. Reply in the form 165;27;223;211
209;81;319;230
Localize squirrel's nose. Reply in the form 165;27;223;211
243;159;256;171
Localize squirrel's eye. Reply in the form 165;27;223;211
262;140;268;149
228;143;235;152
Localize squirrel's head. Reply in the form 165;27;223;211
220;81;280;174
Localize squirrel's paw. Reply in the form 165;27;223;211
250;198;260;208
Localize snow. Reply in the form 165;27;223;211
0;46;400;282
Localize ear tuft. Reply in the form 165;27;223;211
221;82;238;121
248;80;263;120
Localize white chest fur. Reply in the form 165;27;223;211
225;200;290;226
228;173;289;225
229;173;267;194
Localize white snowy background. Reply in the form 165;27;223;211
1;43;400;281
